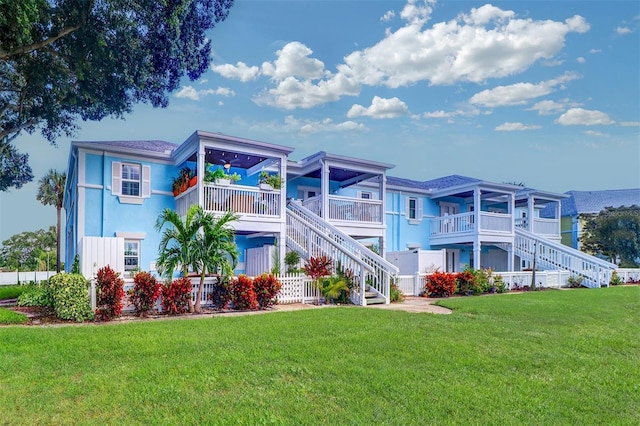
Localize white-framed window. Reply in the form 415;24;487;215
406;197;422;222
358;191;373;200
112;161;151;204
124;240;140;271
121;163;141;196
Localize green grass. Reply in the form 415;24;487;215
0;285;28;300
0;286;638;425
0;308;27;325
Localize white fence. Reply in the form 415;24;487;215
615;268;640;283
0;271;57;285
396;270;585;296
90;273;319;312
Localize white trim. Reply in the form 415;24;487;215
117;195;144;205
151;189;174;196
115;231;147;239
81;147;174;165
78;183;104;190
77;151;86;246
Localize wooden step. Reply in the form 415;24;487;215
365;297;386;305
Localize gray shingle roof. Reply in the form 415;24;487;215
561;189;640;216
387;174;481;191
75;140;178;153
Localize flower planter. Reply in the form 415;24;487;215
259;183;274;190
189;176;197;187
216;178;231;186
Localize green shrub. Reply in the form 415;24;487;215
390;282;405;303
16;282;53;307
566;275;585;288
609;271;624;286
493;274;508;293
0;308;28;325
0;285;27;300
48;273;94;322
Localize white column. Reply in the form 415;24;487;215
198;143;205;208
507;243;514;272
473;240;481;270
474;188;481;231
527;194;534;232
321;160;329;219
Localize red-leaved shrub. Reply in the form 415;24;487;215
161;277;192;315
229;275;258;310
253;273;282;309
209;277;231;310
95;265;125;321
425;271;457;298
130;271;162;317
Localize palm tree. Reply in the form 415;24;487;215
36;169;66;273
155;205;204;313
192;210;239;313
156;206;239;314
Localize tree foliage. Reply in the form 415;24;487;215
580;206;640;267
36;168;65;272
0;226;56;270
0;140;33;191
0;0;234;188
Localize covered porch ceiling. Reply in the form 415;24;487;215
185;148;276;171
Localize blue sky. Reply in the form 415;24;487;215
1;0;639;244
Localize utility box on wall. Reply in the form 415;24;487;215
386;249;446;275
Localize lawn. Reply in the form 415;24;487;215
0;286;638;425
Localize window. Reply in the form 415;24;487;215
408;197;418;219
359;191;372;200
111;161;151;203
124;240;140;271
121;163;141;196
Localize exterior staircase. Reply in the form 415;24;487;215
514;228;617;288
286;201;398;305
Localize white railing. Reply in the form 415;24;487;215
302;195;383;223
514;228;617;288
175;186;198;217
615;268;640;283
430;212;474;236
396;274;427;296
286;201;398;305
176;183;281;217
498;270;570;289
515;217;560;236
479;212;512;233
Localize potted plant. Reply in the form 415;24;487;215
258;171;282;190
204;167;227;184
228;172;242;183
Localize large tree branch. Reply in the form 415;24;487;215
0;24;84;60
0;117;39;142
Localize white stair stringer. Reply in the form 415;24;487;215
286;201;399;305
514;228;617;288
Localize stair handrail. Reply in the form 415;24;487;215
515;228;617;270
287;201;399;275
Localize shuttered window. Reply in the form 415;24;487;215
112;162;151;202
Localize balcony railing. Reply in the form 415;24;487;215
430;211;512;237
515;217;559;236
175;183;281;217
302;195;383;224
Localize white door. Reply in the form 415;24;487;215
445;249;460;272
440;203;459;233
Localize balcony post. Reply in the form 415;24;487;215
197;143;205;208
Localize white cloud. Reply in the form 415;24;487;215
469;72;580;107
589;49;601;54
174;85;235;101
213;2;592;109
381;10;395;22
616;26;632;35
555;108;615;125
576;57;586;64
495;122;542;131
584;130;606;137
528;99;581;115
211;61;260;82
620;121;640;127
261;42;326;81
284;115;367;134
347;96;409;119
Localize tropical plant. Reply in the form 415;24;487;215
130;271;162;317
253;273;282;309
284;250;301;274
566;275;585;288
425;271;457;298
36;169;66;272
155;205;203;313
229;275;258;310
390;282;405;303
609;271;624;286
321;275;350;304
95;265;125;321
204;166;227;183
161;277;192;315
258;171;283;189
303;256;334;304
48;273;93;322
192;210;239;313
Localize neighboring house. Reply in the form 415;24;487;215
64;130;618;302
550;189;640;250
